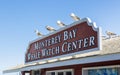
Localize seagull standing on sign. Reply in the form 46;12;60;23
57;20;66;27
46;25;56;31
35;29;43;36
70;13;80;21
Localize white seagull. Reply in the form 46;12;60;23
46;25;56;31
34;29;43;36
70;13;80;21
57;20;66;27
106;31;116;38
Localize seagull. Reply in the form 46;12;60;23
57;20;66;27
106;31;116;38
34;29;43;36
46;25;56;31
70;13;80;21
106;31;116;36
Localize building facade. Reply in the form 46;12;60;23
3;17;120;75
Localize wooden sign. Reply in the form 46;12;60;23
25;18;101;63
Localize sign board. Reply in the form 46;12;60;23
25;18;101;63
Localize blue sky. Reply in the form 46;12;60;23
0;0;120;75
